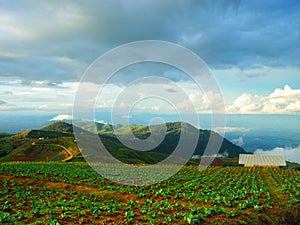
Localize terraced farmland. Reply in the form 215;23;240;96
0;162;299;224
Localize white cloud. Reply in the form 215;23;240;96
0;91;13;96
50;114;72;121
179;32;203;47
261;85;300;114
151;105;161;112
38;104;48;109
268;85;300;99
227;93;261;113
0;81;78;113
95;120;107;124
200;91;224;112
122;115;133;119
227;85;300;114
231;136;244;146
0;100;15;110
214;127;250;133
254;145;300;164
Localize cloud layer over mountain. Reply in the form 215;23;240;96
254;145;300;164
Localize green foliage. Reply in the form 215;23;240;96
222;162;242;167
25;130;73;139
0;135;24;154
0;132;11;138
0;163;299;224
81;121;247;157
0;151;7;158
1;120;248;164
42;122;73;133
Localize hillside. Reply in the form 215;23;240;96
0;126;77;162
1;163;300;224
79;121;246;158
0;132;11;138
0;121;247;164
42;121;73;133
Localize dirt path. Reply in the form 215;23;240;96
49;144;73;162
260;168;289;205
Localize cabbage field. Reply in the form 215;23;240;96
0;162;299;224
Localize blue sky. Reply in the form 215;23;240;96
0;0;299;117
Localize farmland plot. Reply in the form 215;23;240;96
0;162;299;224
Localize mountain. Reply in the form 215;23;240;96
0;126;76;163
0;121;247;164
42;121;73;133
76;121;246;162
79;121;246;157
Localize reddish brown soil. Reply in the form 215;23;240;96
0;174;136;201
1;169;299;225
199;157;238;166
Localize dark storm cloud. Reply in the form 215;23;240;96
0;55;83;82
176;0;300;69
0;0;299;83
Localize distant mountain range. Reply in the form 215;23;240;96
1;114;300;154
0;121;247;164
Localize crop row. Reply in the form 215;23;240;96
1;162;299;224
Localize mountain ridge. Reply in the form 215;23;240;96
0;121;247;164
53;121;247;157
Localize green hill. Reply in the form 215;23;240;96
42;121;73;133
0;121;247;164
0;124;76;162
0;132;11;138
79;121;246;158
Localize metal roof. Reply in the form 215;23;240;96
239;154;286;166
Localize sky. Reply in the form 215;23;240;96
0;0;299;118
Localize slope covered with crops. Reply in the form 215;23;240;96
0;163;299;224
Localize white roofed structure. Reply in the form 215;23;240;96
239;154;286;167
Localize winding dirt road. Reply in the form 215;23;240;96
50;144;73;162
